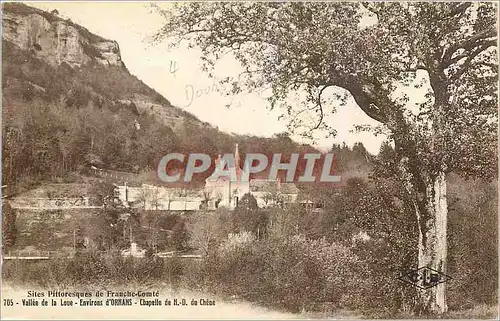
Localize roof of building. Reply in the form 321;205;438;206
141;184;205;197
280;183;300;194
249;179;278;192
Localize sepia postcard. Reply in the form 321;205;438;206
1;1;498;320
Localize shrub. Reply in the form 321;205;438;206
195;231;360;313
2;252;180;288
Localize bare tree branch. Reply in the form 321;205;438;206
443;26;497;64
311;85;328;130
448;42;497;81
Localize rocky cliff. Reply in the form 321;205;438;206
2;2;205;129
3;3;123;67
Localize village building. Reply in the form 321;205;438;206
117;184;205;211
117;144;300;211
204;143;300;209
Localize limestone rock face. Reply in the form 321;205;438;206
94;41;122;66
53;21;91;66
2;3;190;130
2;5;123;68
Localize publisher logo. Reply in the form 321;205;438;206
398;266;451;290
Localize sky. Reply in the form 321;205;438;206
27;1;390;154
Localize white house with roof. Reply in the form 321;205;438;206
204;144;300;209
116;144;300;211
117;184;205;211
204;143;250;209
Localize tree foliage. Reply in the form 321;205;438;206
152;2;497;177
152;4;497;313
233;193;268;237
2;201;17;250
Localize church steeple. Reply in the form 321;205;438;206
235;143;240;169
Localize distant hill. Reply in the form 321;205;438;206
2;2;203;128
2;3;371;191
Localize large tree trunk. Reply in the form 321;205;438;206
415;171;448;314
415;77;450;314
398;153;448;315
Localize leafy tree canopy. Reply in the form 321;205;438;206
152;2;497;178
